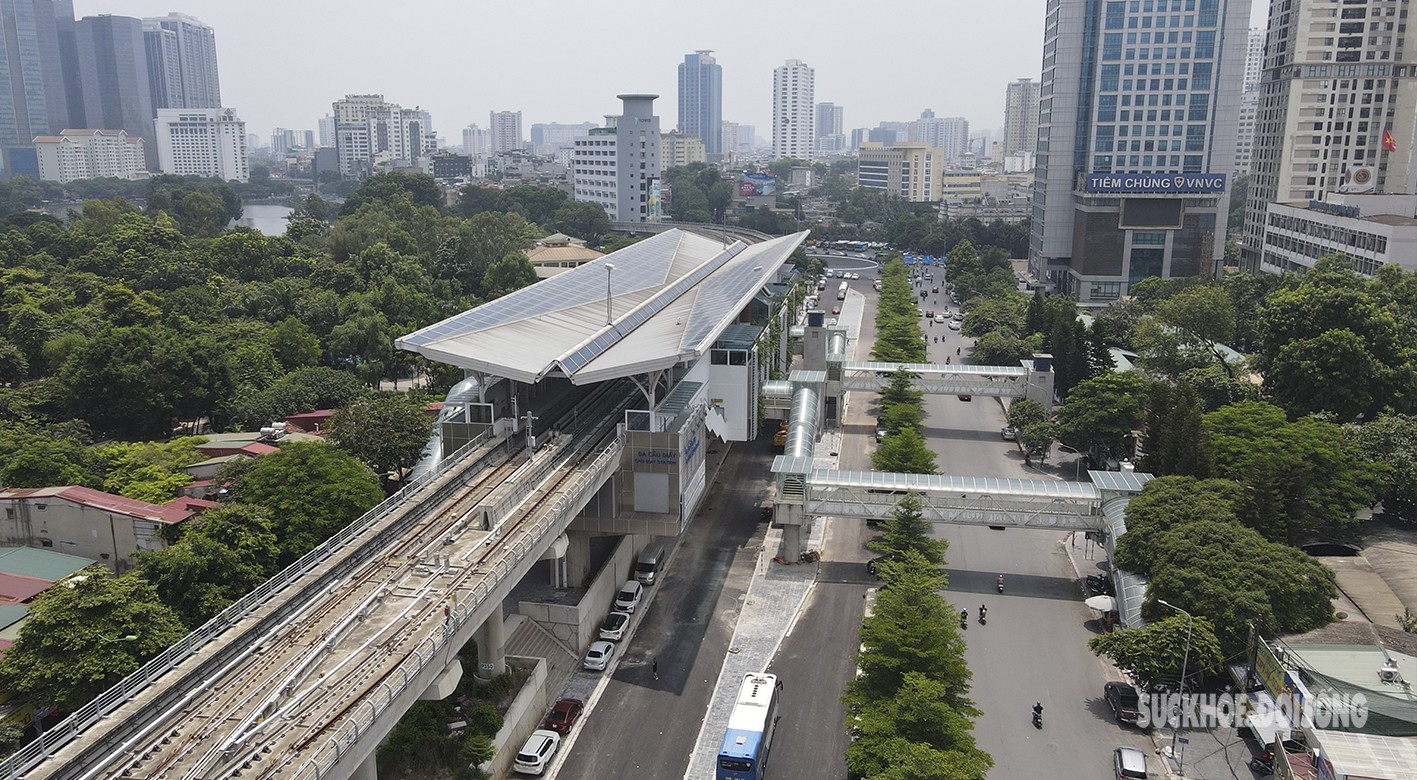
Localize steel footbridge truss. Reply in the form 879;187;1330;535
839;361;1031;397
793;468;1114;530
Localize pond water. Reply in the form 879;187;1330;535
232;203;294;235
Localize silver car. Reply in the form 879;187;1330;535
583;640;615;671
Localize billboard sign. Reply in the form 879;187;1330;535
1085;173;1227;194
740;172;776;197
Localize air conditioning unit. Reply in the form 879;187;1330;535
1378;667;1401;683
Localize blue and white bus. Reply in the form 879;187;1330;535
716;672;783;780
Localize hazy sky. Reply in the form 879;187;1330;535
78;0;1270;146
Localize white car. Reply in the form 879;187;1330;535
948;320;962;331
583;640;615;671
599;611;631;642
513;729;561;775
934;314;947;323
614;581;644;613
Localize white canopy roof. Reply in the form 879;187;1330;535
396;229;809;384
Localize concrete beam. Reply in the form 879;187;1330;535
421;658;463;701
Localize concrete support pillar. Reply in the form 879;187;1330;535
351;752;377;780
474;602;506;680
565;531;593;587
780;523;803;562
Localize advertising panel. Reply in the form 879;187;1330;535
1085;172;1227;194
740;173;777;197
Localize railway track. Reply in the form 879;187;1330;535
42;381;635;780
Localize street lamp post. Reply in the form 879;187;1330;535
1157;599;1194;775
605;263;616;326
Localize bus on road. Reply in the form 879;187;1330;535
716;673;783;780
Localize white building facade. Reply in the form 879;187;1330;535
155;107;248;182
489;110;523;154
571;94;662;222
1004;78;1041;156
1242;0;1417;272
910;111;970;160
772;59;814;160
34;129;147;183
1261;194;1417;274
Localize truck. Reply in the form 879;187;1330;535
837;281;848;301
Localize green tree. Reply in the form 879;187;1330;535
1054;372;1151;460
329;393;435;478
869;494;946;568
1088;614;1223;689
0;568;187;711
134;529;269;628
970;331;1032;368
221;441;383;563
844;673;992;780
480;251;538;299
268;316;322;372
338;172;443;217
1345;414;1417;523
1154;284;1239;375
848;551;972;706
1006;399;1048;431
1204;402;1380;541
873;425;938;474
551;201;611;245
878;368;925;433
55;326;211;439
179;191;229;237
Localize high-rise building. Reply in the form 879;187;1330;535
331;94;432;178
1241;0;1417;272
662;130;707;167
462;123;488;156
302;129;314;150
571;94;661;222
34;128;145;182
317;114;335;147
141;13;219;110
1233;28;1265;175
76;15;155;164
772;59;814;160
1003;78;1040;156
530;122;596;156
908;111;969;160
489;110;523;154
858;142;943;202
815;102;845;152
271;127;295;156
1029;0;1249;304
155;107;247;182
0;0;77;169
678;50;722;161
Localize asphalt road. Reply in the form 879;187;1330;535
554;435;778;778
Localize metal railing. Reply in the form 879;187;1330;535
9;379;636;778
294;432;627;779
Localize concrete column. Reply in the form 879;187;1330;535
780;523;802;561
350;752;377;780
565;531;593;587
475;602;506;680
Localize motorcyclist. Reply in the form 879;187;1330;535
959;609;968;624
979;604;987;620
996;574;1005;591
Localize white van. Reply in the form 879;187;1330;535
635;543;666;585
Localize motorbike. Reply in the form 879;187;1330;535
1086;574;1115;596
978;606;987;625
996;576;1004;593
1249;754;1275;774
959;609;969;629
1031;704;1043;728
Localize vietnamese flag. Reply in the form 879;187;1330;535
1383;128;1397;152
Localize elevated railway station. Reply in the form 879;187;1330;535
11;226;1154;780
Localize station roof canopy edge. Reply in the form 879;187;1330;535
395;228;810;385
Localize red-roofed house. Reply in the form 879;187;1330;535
0;487;215;572
283;409;336;434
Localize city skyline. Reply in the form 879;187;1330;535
74;0;1260;149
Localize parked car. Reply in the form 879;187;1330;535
1001;427;1018;441
598;611;631;641
513;729;561;775
1104;682;1142;724
582;640;615;671
614;581;644;613
1112;745;1149;779
958;394;972;402
875;426;888;443
541;698;585;735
